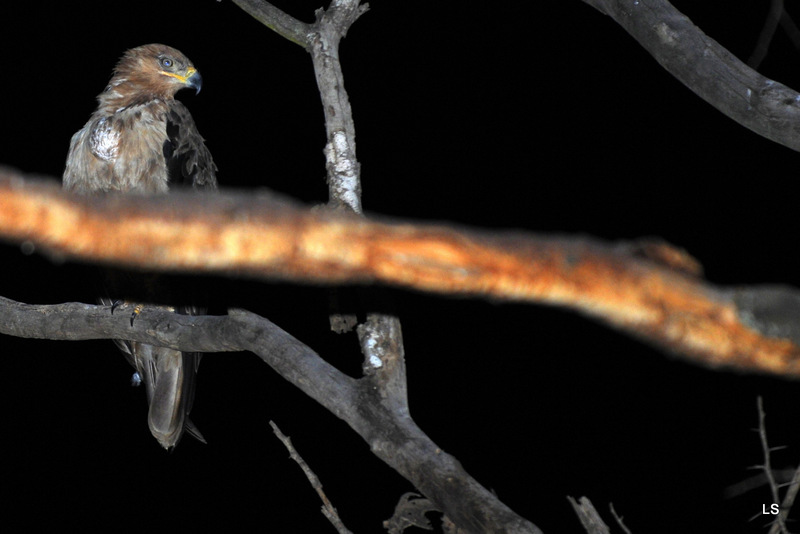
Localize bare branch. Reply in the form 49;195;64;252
0;295;537;533
778;463;800;531
267;5;451;530
3;172;800;381
306;2;412;424
230;0;367;214
357;314;408;409
780;9;800;52
230;0;312;48
306;0;369;333
748;0;784;68
723;468;799;498
270;421;353;534
310;0;368;213
581;0;800;153
757;397;793;534
2;173;800;380
568;496;611;534
609;502;633;534
758;398;783;507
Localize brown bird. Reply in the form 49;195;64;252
63;44;217;448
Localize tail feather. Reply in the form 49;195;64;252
101;289;205;448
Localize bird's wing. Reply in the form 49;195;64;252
165;100;217;190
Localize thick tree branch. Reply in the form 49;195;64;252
232;0;367;212
0;295;537;533
3;171;800;381
247;2;443;529
581;0;800;152
303;1;413;452
310;1;367;214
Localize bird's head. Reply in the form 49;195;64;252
104;44;203;108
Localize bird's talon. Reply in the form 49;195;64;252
130;305;144;327
110;300;124;314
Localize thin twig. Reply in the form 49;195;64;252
609;502;633;534
757;397;790;534
779;9;800;52
748;0;784;68
230;0;311;48
759;397;782;505
270;421;354;534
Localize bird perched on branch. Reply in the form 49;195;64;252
63;44;217;448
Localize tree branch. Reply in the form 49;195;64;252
778;463;800;533
310;1;367;213
232;0;367;212
305;1;413;458
229;0;312;48
3;171;800;381
568;496;611;534
757;397;787;534
234;2;456;530
748;0;784;69
0;294;538;533
609;502;633;534
755;397;800;534
270;421;354;534
779;8;800;52
581;0;800;153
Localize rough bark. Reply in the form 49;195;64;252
581;0;800;152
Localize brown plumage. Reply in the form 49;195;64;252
63;44;216;448
64;43;216;192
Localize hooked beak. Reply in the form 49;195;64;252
184;68;202;95
161;66;203;95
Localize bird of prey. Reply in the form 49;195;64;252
63;44;217;448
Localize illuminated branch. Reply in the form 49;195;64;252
2;171;800;381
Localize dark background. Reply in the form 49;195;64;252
1;1;800;532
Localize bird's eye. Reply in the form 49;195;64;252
160;57;173;69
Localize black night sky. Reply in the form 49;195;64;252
2;1;800;532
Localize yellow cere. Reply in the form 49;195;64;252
160;67;196;83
